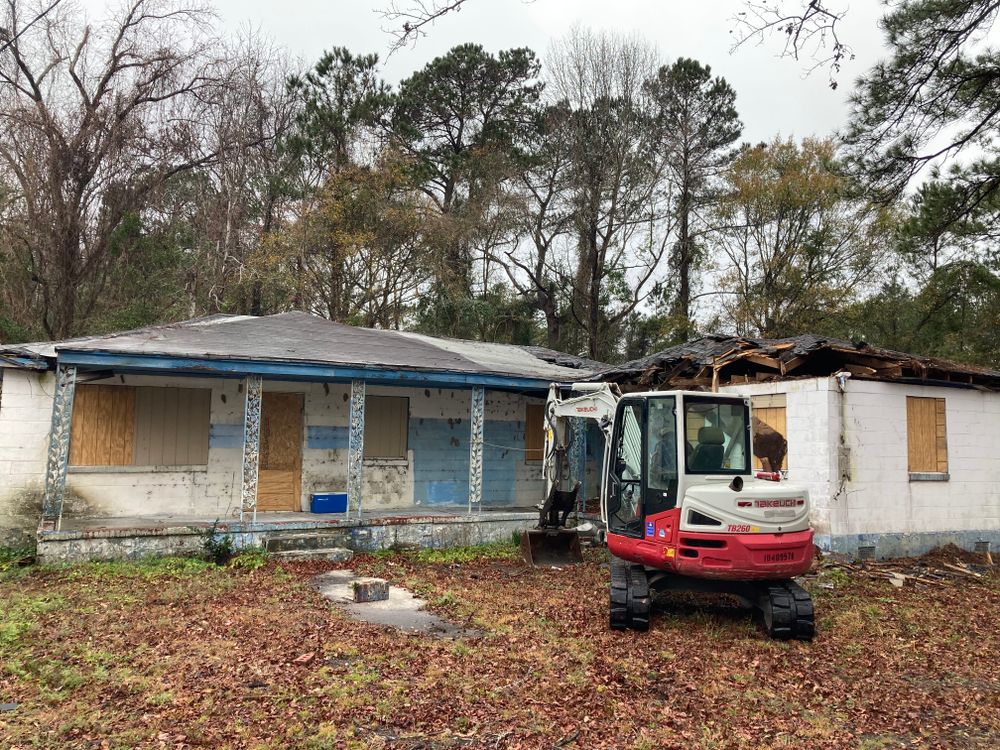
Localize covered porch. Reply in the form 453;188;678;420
10;312;600;561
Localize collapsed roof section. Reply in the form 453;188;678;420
599;334;1000;391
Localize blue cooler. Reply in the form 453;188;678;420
311;492;348;513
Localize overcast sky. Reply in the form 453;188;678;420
212;0;890;143
76;0;890;142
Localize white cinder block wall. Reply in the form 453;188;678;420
0;371;544;527
0;369;56;538
722;378;839;540
725;376;1000;556
839;380;1000;552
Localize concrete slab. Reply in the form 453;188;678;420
313;570;479;638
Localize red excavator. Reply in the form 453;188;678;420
522;383;815;640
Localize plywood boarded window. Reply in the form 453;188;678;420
70;385;136;466
752;394;788;471
364;396;408;460
525;403;544;462
907;396;948;473
70;385;210;467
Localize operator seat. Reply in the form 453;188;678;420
689;426;725;472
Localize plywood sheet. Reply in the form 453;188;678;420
525;403;544;462
133;387;210;466
258;392;303;511
907;396;947;473
752;404;787;471
363;396;409;459
70;385;135;466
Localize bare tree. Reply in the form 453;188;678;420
730;1;853;87
173;29;302;316
378;0;469;53
0;0;219;338
544;27;675;360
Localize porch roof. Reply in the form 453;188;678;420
1;312;604;391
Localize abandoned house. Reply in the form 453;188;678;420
0;312;600;561
599;334;1000;559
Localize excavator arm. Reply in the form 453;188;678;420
520;382;620;566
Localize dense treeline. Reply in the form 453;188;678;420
2;0;1000;366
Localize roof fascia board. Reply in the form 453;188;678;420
0;354;50;370
56;350;553;391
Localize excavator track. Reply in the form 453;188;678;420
609;558;651;632
759;580;814;641
609;559;629;630
626;565;651;632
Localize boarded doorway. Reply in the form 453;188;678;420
257;392;304;511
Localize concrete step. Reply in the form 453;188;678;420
270;547;354;562
265;531;347;553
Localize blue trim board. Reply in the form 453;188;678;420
307;425;349;450
56;350;552;392
209;423;242;449
817;529;1000;560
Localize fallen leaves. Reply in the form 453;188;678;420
0;548;998;749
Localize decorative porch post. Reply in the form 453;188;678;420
347;379;365;520
468;386;485;514
41;364;77;532
570;416;586;514
240;375;263;522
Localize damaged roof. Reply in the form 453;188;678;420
600;333;1000;390
0;312;601;385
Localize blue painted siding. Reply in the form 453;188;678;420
209;423;242;449
307;425;349;450
482;419;521;507
409;417;527;506
410;417;470;505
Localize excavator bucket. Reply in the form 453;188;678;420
520;528;583;567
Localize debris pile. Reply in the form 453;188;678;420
820;544;995;588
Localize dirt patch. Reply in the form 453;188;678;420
313;569;479;638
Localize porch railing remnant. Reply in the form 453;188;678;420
41;363;77;531
240;374;263;522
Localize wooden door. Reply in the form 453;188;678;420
257;392;304;511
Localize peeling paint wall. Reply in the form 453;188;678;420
0;371;546;531
0;369;53;538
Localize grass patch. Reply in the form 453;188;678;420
405;538;520;564
229;547;269;570
0;592;66;654
62;555;216;581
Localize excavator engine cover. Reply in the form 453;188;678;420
520;528;583;567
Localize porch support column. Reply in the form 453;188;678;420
240;374;263;522
468;386;485;514
570;416;586;514
41;364;77;531
347;379;365;520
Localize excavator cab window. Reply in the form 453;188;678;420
607;400;644;537
684;397;751;475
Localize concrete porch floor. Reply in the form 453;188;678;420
56;507;538;533
37;508;541;563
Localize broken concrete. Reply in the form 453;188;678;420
351;577;389;602
313;570;477;638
